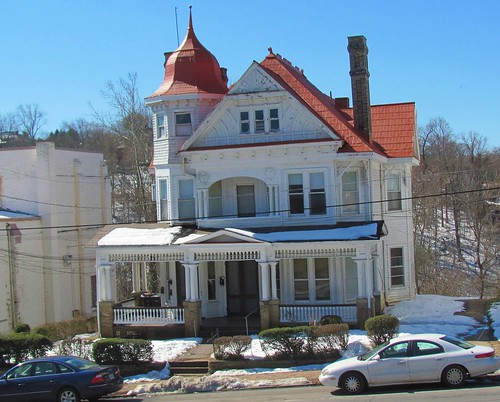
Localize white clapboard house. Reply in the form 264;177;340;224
92;11;419;338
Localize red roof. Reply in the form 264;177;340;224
148;9;228;98
259;50;416;158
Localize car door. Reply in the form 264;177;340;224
26;362;61;400
0;362;35;402
408;340;447;383
367;341;411;385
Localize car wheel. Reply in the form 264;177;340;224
57;387;81;402
340;371;366;394
442;365;467;387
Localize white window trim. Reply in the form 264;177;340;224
386;172;403;212
388;245;406;288
174;111;193;137
292;258;334;303
340;169;361;215
155;113;165;139
238;106;280;134
286;169;328;217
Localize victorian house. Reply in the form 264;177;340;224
92;10;419;339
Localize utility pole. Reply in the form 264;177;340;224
6;223;17;330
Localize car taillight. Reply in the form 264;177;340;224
90;373;106;384
475;351;495;359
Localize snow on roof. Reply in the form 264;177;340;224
97;227;182;246
0;209;38;220
226;222;380;242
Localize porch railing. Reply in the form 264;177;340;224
280;304;357;324
113;307;185;325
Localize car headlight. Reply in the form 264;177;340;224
321;368;330;376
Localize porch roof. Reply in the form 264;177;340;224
90;221;385;248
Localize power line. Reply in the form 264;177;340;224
0;185;497;234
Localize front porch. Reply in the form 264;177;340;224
100;299;365;339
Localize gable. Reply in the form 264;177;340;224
181;63;340;151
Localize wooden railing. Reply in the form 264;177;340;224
113;307;184;325
280;304;357;324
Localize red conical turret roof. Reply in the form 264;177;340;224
149;7;228;98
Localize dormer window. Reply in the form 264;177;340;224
175;112;192;136
270;108;279;131
240;111;250;134
239;107;280;134
254;110;265;133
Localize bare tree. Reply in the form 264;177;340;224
15;104;47;139
91;73;155;223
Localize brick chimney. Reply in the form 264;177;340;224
348;36;372;141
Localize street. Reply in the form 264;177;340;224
104;380;500;402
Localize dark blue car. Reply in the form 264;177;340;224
0;355;123;402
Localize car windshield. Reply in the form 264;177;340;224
59;357;100;370
441;335;475;350
358;341;389;361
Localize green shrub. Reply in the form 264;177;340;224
312;323;350;355
365;315;399;346
0;333;52;364
213;336;252;360
319;315;343;325
92;338;153;365
14;323;31;333
259;326;315;361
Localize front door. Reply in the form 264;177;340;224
200;261;226;318
225;261;259;316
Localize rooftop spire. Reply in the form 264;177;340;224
148;7;228;97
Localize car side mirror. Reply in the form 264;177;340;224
372;354;381;361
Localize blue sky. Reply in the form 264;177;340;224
1;0;499;148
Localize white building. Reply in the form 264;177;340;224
93;11;419;339
0;142;111;333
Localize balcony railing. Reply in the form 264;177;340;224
113;306;184;325
280;304;357;324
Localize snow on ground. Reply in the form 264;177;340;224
489;302;500;339
125;294;490;394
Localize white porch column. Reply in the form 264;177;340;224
270;261;278;300
259;262;270;301
189;264;199;301
202;189;209;219
372;253;381;294
140;262;147;292
101;264;112;301
197;189;207;219
184;264;192;301
132;263;141;293
353;257;366;299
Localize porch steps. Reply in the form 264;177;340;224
169;360;210;376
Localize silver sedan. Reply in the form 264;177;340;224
319;333;500;394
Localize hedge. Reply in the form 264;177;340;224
213;336;252;360
0;333;52;364
92;338;153;365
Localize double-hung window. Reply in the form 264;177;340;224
387;173;402;211
288;174;304;214
293;258;331;302
175;112;192;136
178;179;195;220
341;171;359;214
156;114;165;138
208;181;222;217
270;108;279;131
240;111;250;134
288;172;326;216
159;179;168;221
309;172;326;215
390;247;404;286
254;110;265;133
